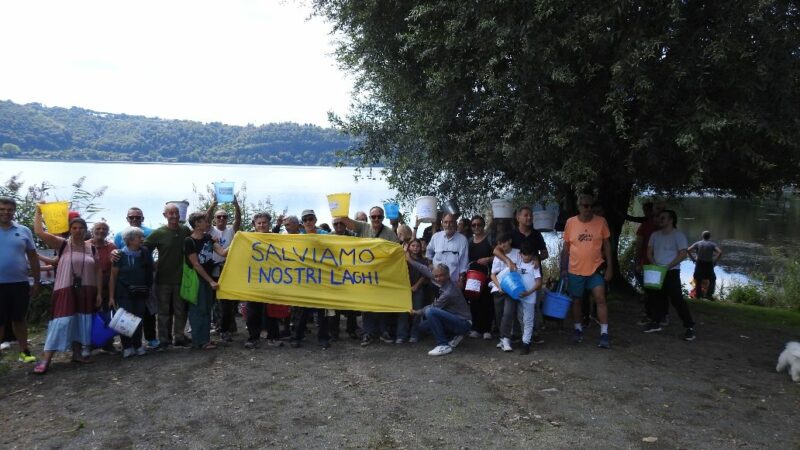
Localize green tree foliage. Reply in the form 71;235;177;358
313;0;800;283
0;101;357;166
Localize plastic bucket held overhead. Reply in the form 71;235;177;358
214;181;235;203
498;268;525;300
91;311;117;347
464;270;487;300
40;201;70;234
642;265;668;290
384;202;400;220
490;199;514;219
415;196;438;222
533;210;558;231
443;198;460;216
327;193;351;217
167;201;190;222
108;307;142;337
543;281;572;319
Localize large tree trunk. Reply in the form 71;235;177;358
598;181;635;293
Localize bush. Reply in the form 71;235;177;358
725;283;766;307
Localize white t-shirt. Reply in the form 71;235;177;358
210;226;235;264
490;249;521;293
517;260;541;305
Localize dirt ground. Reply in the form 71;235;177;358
1;296;798;450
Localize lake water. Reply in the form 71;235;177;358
2;159;796;290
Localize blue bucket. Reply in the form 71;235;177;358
214;181;235;203
543;281;572;319
500;271;525;300
384;202;400;219
91;311;116;347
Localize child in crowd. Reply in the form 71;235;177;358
490;233;521;352
516;242;542;355
397;239;429;343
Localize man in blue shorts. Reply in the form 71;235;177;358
561;193;613;348
0;197;40;363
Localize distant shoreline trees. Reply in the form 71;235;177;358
0;100;356;166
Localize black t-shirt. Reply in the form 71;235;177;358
511;228;547;258
184;235;215;275
468;236;494;275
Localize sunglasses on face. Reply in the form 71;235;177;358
216;215;228;219
333;222;345;226
370;215;384;220
579;203;593;208
302;216;316;223
127;216;143;220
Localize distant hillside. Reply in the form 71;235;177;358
0;100;357;165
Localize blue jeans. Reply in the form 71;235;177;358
417;307;471;346
188;281;213;348
397;288;426;340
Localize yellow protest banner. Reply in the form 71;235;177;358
217;232;411;312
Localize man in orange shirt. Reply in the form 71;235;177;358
561;193;613;349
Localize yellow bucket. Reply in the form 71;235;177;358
326;193;351;217
40;201;70;234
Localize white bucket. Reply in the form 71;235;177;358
415;196;438;222
108;307;142;337
167;201;190;222
490;199;514;219
533;210;557;231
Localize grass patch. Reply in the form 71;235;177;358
689;298;800;331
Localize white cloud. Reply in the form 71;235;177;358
0;0;352;127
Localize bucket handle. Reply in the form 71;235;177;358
556;279;566;294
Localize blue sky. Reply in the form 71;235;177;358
0;0;352;127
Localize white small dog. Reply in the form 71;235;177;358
776;341;800;382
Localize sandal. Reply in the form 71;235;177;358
32;361;49;375
201;342;218;350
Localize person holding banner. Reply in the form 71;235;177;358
336;206;399;347
406;257;472;356
184;212;229;350
244;212;286;349
205;195;241;342
329;217;360;340
291;210;331;348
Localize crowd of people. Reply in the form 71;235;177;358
0;191;720;375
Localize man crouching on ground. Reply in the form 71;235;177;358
406;256;472;356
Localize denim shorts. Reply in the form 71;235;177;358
567;273;604;298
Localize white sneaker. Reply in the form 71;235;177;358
449;334;465;348
427;345;453;356
81;346;91;358
468;331;481;339
135;347;147;356
496;340;503;349
122;348;136;358
482;332;492;340
0;341;16;350
408;337;418;343
501;338;513;352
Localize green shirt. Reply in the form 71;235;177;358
145;225;191;284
